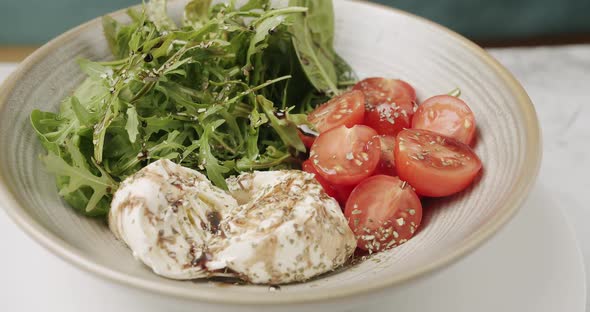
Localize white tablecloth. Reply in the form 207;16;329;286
0;44;589;310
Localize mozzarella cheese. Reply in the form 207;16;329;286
215;171;356;284
109;159;356;284
109;159;238;279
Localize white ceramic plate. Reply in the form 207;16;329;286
0;181;583;311
0;0;542;308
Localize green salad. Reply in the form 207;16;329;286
30;0;355;217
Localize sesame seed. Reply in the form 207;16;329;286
351;209;362;215
464;119;472;128
386;240;397;248
346;152;354;160
396;218;405;226
408;209;416;215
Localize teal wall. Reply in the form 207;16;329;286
373;0;590;40
1;0;589;44
0;0;138;44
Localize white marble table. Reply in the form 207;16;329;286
0;44;589;310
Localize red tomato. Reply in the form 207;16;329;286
344;175;422;252
302;160;337;198
297;130;316;149
310;125;381;185
302;160;355;206
307;90;365;133
353;78;416;136
332;184;355;206
374;135;396;176
412;95;476;145
394;129;482;197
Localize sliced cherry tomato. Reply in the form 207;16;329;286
394;129;482;197
412;95;476;145
302;160;355;206
353;77;416;136
374;135;397;176
302;160;337;198
307;90;365;133
310;125;380;185
297;130;317;150
332;184;355;206
344;175;422;252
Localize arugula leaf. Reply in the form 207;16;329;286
42;136;117;215
288;0;354;95
31;0;354;217
146;0;178;31
239;0;270;11
102;16;120;56
183;0;211;29
125;105;140;143
92;96;120;164
197;120;232;189
258;95;305;152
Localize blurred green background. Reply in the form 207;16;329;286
0;0;589;44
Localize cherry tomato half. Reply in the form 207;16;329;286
344;175;422;252
297;130;317;150
394;129;482;197
310;125;381;185
353;77;416;136
302;159;356;206
302;159;338;198
412;95;476;145
307;90;366;133
374;135;397;176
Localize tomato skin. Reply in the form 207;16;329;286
310;125;381;186
302;160;355;206
302;160;338;199
344;175;422;252
332;184;355;206
412;95;476;145
297;130;316;150
353;78;417;136
394;129;482;197
374;135;397;176
307;90;366;133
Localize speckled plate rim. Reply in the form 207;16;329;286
0;0;542;306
